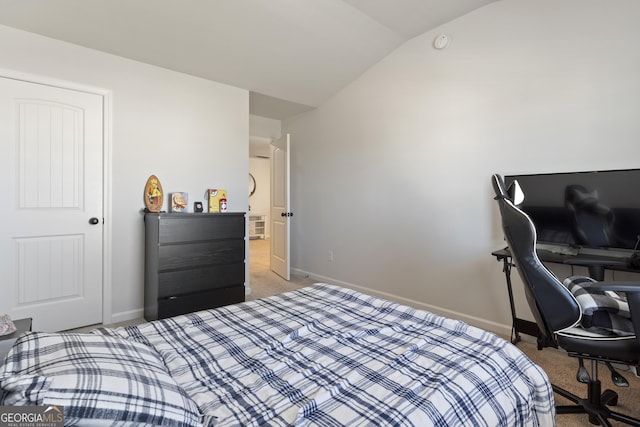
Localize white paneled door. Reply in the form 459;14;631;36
270;134;290;280
0;77;103;332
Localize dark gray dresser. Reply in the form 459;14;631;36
144;212;246;320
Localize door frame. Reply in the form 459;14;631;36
0;68;114;326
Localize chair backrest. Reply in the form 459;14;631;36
492;174;581;342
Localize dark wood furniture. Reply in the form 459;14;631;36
144;212;246;320
0;318;32;361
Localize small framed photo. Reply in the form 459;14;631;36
170;192;188;212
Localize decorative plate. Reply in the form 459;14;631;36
249;173;256;197
144;174;164;212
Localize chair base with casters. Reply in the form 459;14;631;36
492;173;640;427
535;333;640;426
554;354;640;426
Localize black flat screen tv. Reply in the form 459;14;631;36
504;169;640;253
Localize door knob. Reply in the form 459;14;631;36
89;217;100;225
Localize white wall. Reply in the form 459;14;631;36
284;0;640;335
0;25;249;322
250;115;281;140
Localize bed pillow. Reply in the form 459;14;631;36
563;276;634;336
0;332;202;427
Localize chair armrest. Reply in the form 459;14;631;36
588;281;640;293
591;282;640;342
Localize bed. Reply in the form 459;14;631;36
0;283;554;426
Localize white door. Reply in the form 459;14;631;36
270;134;290;280
0;77;103;332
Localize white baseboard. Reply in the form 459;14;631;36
111;272;514;336
291;268;513;339
110;308;144;325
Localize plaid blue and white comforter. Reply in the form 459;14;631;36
102;284;554;426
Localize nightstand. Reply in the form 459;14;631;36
0;318;32;362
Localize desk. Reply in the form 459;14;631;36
492;248;539;344
492;247;635;344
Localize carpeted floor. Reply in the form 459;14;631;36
76;238;640;426
246;238;315;300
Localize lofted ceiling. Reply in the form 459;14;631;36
0;0;496;119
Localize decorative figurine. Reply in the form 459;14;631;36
144;175;164;212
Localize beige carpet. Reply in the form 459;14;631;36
77;238;640;426
246;238;316;300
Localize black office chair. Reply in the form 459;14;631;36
492;173;640;426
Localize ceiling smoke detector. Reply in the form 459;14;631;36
433;34;449;49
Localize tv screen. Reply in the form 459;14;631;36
504;169;640;252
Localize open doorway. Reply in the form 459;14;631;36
248;135;314;299
248;137;273;298
248;137;271;240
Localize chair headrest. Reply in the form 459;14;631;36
508;180;525;205
492;174;524;205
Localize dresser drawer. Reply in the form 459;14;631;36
158;214;245;243
158;262;244;297
158;239;244;270
157;286;245;319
